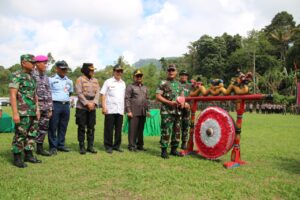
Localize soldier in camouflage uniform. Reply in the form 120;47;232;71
32;55;53;156
178;70;192;150
156;64;184;159
75;63;100;154
9;54;42;168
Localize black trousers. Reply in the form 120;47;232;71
104;114;123;150
75;108;96;143
128;116;146;148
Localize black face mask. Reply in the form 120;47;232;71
81;66;91;79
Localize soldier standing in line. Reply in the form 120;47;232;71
9;54;42;168
32;55;52;156
178;70;191;150
125;69;150;152
156;64;185;159
75;63;100;154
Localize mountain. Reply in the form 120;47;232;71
133;57;181;68
133;58;161;68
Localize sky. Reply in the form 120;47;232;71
0;0;299;69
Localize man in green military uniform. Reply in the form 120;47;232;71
178;70;192;150
156;64;184;159
9;54;42;168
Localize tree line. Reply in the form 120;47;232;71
0;11;300;104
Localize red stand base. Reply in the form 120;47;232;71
223;146;246;169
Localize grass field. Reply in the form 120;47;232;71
0;107;299;200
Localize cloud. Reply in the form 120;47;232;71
0;17;103;68
0;0;299;69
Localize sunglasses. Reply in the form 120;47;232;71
135;74;143;78
167;69;176;72
115;70;123;73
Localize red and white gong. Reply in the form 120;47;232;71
194;107;235;159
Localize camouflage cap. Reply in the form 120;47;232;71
113;64;123;71
20;54;35;63
133;69;143;76
179;69;189;76
167;64;176;71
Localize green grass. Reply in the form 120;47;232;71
0;107;299;200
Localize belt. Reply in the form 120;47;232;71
53;101;69;105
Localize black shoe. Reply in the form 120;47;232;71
13;153;27;168
161;148;169;159
49;148;57;155
113;148;123;152
128;147;137;152
170;147;183;157
24;151;42;163
36;143;51;156
137;147;147;151
57;147;70;152
87;147;97;154
105;148;113;154
79;142;86;154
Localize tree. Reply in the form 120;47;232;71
265;11;298;70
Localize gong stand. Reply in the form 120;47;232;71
181;94;268;169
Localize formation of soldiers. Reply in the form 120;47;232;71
9;54;193;168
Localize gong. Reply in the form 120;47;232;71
194;107;235;159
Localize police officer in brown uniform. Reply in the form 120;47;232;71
125;69;150;151
75;63;100;154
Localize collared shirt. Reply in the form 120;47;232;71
8;70;37;116
125;82;149;116
100;77;126;115
75;75;100;110
32;69;53;111
49;74;73;102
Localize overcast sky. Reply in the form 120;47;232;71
0;0;299;69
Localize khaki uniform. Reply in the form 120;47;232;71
75;75;100;147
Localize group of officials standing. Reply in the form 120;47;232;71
9;54;192;168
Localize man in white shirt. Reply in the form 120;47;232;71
100;64;126;153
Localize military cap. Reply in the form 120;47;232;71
167;64;176;71
20;54;35;63
113;64;123;71
179;69;189;76
55;60;69;69
34;55;48;62
133;69;143;76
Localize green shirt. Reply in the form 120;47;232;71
156;80;183;115
9;70;37;116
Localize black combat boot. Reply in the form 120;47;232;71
87;129;97;153
87;142;97;154
161;148;169;159
24;150;42;163
79;142;86;154
13;153;27;168
181;142;187;150
36;143;51;156
170;147;183;157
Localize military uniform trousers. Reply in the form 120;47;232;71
36;110;51;144
75;108;96;143
181;108;191;143
104;114;123;150
160;114;181;148
128;115;146;149
12;116;38;154
48;102;70;150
